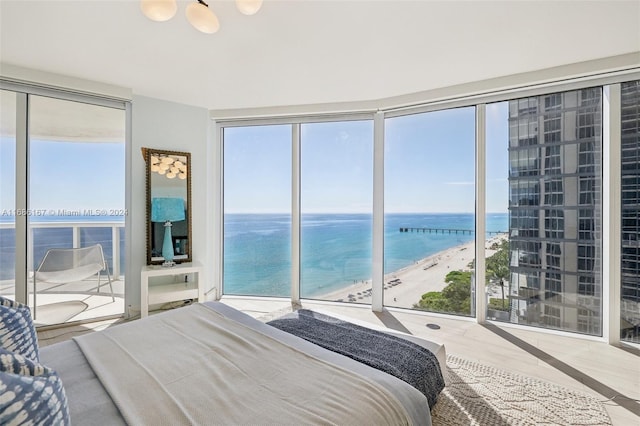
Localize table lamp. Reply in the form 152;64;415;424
151;197;185;267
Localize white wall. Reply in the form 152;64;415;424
129;95;211;315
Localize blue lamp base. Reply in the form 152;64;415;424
162;221;176;267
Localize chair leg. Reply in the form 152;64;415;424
105;265;115;302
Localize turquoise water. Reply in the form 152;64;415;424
224;213;508;297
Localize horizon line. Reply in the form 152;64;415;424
224;211;509;215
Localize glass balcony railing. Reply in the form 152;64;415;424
0;219;125;325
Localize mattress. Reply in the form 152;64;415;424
40;302;443;425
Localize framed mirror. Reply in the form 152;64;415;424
144;148;192;266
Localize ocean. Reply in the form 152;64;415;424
1;213;508;297
224;213;508;298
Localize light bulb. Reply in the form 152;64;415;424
151;164;160;172
161;156;174;164
170;166;180;174
174;160;184;168
158;169;167;175
140;0;177;22
186;1;220;34
235;0;263;15
178;173;187;180
159;163;170;171
151;155;160;164
167;172;176;179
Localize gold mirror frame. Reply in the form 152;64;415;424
143;148;192;265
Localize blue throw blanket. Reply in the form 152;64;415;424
267;309;444;409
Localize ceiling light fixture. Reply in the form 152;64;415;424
140;0;178;22
185;0;220;34
141;0;261;34
235;0;263;16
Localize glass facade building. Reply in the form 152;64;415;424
621;81;640;343
507;88;603;335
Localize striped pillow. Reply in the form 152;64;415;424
0;296;40;362
0;348;70;425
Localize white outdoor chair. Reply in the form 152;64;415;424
33;244;115;319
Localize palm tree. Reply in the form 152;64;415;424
486;240;510;309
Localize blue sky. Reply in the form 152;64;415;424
0;138;125;213
224;102;509;214
1;102;509;216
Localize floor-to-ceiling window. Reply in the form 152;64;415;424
485;88;603;336
218;76;639;346
223;125;292;297
0;86;127;326
300;120;373;303
384;107;477;316
621;80;640;343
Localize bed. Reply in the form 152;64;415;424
32;301;446;425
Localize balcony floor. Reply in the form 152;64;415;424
1;277;125;327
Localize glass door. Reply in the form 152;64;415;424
27;95;126;325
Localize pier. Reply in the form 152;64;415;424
399;227;505;236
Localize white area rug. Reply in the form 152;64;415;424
432;355;612;426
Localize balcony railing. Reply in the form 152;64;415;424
0;220;125;282
1;220;126;325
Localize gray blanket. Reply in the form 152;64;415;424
267;309;445;409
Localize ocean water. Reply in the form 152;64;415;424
0;215;125;281
1;213;508;297
224;213;508;297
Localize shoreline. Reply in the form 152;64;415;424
316;233;507;308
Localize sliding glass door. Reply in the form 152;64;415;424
27;95;126;325
1;88;127;326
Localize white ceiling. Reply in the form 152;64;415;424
1;0;639;111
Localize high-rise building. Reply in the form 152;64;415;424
508;89;602;335
621;81;640;343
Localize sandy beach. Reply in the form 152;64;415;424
318;234;507;308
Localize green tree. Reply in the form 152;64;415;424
488;298;509;312
486;239;509;283
486;239;510;308
414;270;472;315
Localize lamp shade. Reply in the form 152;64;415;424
141;0;178;22
151;197;185;222
235;0;263;15
186;1;220;34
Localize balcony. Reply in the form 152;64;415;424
0;220;125;327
